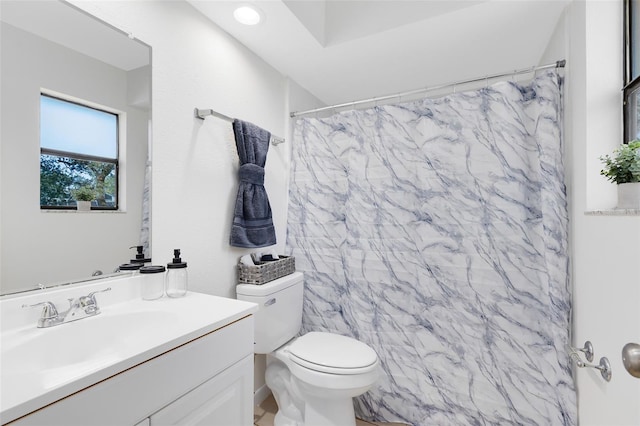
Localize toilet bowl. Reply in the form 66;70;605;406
236;272;379;426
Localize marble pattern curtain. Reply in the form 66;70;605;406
287;71;575;425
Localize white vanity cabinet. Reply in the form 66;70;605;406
9;316;254;426
148;354;252;425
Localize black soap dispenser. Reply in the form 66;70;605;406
130;245;151;264
166;249;188;298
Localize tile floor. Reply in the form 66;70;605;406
254;394;406;426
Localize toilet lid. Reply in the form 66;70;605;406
287;332;378;373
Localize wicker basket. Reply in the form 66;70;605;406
237;255;295;285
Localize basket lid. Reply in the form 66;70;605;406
236;271;302;296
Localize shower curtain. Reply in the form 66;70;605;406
287;71;575;425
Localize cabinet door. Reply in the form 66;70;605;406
150;355;253;426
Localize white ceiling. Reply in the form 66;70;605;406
187;0;570;107
0;0;149;71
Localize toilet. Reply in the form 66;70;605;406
236;272;379;426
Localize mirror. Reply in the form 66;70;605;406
0;1;151;295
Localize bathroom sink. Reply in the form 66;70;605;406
2;310;177;382
0;276;258;424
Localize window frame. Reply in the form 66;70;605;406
624;0;640;143
39;93;120;211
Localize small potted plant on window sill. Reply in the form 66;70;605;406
600;140;640;209
71;185;96;211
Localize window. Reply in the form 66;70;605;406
40;94;119;210
624;0;640;142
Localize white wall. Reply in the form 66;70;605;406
0;22;148;294
69;1;299;300
542;1;640;424
68;0;322;401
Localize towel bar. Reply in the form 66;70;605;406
194;108;285;145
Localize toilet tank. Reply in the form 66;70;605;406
236;272;304;354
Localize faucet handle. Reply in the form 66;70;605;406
22;301;59;320
87;287;112;300
81;287;112;314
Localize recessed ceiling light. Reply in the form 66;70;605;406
233;5;262;26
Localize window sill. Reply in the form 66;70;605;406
585;209;640;216
41;209;125;214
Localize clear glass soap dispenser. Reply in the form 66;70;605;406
166;249;188;298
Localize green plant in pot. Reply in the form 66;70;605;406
71;185;96;211
600;140;640;209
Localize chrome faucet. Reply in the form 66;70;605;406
23;287;111;328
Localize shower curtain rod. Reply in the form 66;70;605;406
290;59;566;118
194;107;285;145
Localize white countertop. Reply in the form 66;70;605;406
0;275;257;424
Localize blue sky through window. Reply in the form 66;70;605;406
40;95;117;159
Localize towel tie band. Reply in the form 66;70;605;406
238;163;265;185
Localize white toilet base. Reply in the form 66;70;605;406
266;353;377;426
302;394;356;426
266;359;304;426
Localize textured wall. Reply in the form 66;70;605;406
71;0;293;299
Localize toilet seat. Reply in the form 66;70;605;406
286;332;378;375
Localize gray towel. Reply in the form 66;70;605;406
229;119;277;248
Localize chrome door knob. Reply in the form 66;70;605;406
622;343;640;378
